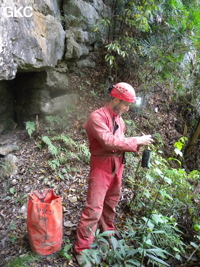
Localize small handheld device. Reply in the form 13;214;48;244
141;149;152;168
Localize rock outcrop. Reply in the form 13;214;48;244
0;0;65;80
0;0;110;132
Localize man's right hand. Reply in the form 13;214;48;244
136;135;153;146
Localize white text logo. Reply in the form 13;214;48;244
3;6;33;18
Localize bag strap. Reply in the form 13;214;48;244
33;189;50;203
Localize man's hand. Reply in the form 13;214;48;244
136;135;153;146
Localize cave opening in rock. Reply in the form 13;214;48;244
0;67;79;134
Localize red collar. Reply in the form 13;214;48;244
105;102;119;118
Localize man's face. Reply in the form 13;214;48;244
114;99;132;115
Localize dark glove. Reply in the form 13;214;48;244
141;149;152;168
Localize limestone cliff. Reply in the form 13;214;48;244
0;0;110;132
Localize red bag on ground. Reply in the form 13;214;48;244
27;189;63;255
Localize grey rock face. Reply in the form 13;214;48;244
0;0;111;131
0;145;19;156
64;0;110;61
41;94;80;115
0;154;18;179
0;0;65;80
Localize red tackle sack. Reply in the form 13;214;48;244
27;189;63;255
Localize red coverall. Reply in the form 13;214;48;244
75;103;139;254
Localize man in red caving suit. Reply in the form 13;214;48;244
74;82;153;267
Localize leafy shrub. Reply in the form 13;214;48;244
83;229;172;266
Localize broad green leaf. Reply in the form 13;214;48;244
9;188;15;194
146;173;154;183
159;189;173;200
110;236;118;250
190;242;199;249
163;176;172;184
145;239;153;246
126;259;142;266
152;214;165;224
146;253;170;266
99;230;114;237
147;220;154;230
194;224;200;231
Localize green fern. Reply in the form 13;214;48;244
45;116;57;127
58;154;68;164
67;151;80;160
25;121;36;138
42;136;59;156
77;143;90;163
48;159;60;170
59;244;72;260
6;252;40;267
53;134;77;148
41;134;90;171
45;115;68;130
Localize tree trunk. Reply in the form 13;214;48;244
184;117;200;158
